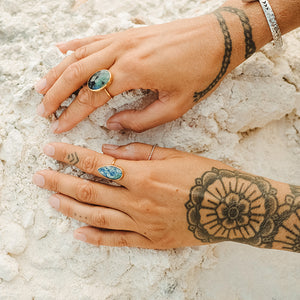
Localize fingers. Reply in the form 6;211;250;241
38;45;116;118
102;142;181;161
106;93;190;133
42;143;132;186
74;226;153;248
47;194;137;231
50;68;130;133
50;86;107;133
32;169;130;212
56;35;110;54
36;39;113;95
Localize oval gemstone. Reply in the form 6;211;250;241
88;70;111;91
98;165;123;180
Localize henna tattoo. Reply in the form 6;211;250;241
67;152;79;165
193;7;256;103
219;7;256;59
185;168;300;253
193;11;232;103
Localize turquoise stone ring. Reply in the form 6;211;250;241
98;159;124;181
87;69;112;93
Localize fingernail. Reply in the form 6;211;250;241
102;144;120;151
74;231;87;242
37;103;45;117
48;195;60;210
35;78;47;93
43;144;55;157
106;122;124;131
50;120;59;133
32;174;45;187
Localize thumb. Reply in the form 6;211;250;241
102;143;181;161
106;94;188;133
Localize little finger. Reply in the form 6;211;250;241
49;194;137;231
74;226;154;248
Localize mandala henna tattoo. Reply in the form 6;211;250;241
185;168;300;253
193;7;256;103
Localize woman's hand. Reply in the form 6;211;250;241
33;142;300;252
35;9;251;133
33;142;214;249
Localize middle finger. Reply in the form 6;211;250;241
50;193;137;231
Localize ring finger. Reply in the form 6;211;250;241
50;193;137;231
51;68;130;133
39;45;117;118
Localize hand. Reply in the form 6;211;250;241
32;142;225;249
35;13;242;133
33;142;300;252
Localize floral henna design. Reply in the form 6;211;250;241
186;168;300;253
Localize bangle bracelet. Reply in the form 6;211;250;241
242;0;283;49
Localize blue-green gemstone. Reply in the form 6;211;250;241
88;70;111;91
98;166;123;180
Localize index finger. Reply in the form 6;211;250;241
43;142;132;187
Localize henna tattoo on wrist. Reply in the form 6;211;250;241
185;168;300;253
67;152;79;165
193;7;256;103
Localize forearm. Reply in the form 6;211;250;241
186;166;300;253
222;0;300;49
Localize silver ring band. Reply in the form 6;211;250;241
148;144;158;161
242;0;283;49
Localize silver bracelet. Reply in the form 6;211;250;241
242;0;283;49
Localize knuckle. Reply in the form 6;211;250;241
47;172;60;192
127;116;145;133
64;63;83;84
77;88;97;108
48;67;59;82
92;212;107;227
76;181;95;203
74;46;88;61
72;38;82;48
96;236;102;247
116;236;128;247
81;155;98;174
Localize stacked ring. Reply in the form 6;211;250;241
87;69;113;98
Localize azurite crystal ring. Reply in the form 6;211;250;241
98;158;124;181
87;69;113;99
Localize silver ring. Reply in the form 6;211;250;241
148;144;158;161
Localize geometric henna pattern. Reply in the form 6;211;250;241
186;168;300;253
193;7;256;103
219;7;256;59
67;152;79;165
193;11;232;103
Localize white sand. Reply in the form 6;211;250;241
0;0;299;299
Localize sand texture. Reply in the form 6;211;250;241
0;0;299;299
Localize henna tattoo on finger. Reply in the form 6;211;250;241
193;7;256;103
67;152;79;165
185;168;300;253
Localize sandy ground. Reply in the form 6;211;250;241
0;0;299;299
